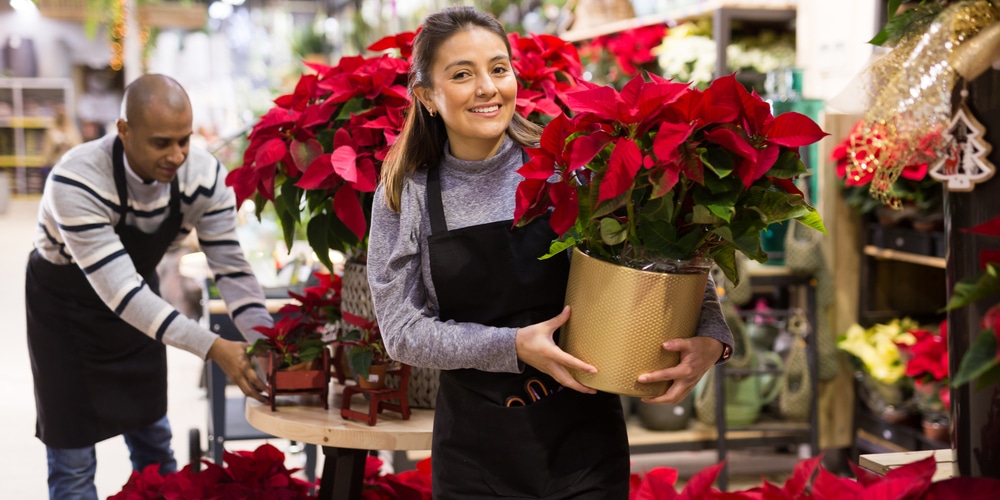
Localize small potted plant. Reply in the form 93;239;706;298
899;320;950;442
513;72;827;395
246;272;340;410
336;312;391;389
837;318;919;423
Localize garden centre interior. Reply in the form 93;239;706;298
2;0;999;498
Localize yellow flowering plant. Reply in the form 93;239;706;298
837;318;920;385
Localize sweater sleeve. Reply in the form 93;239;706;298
367;184;522;373
45;168;221;358
696;273;734;362
196;162;271;345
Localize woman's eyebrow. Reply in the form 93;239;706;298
443;54;508;71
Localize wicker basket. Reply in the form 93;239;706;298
567;0;636;33
561;248;708;398
342;259;440;408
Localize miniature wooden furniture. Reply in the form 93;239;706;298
268;347;332;411
340;363;412;426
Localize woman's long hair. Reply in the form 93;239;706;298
380;6;542;213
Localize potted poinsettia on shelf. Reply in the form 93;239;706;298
899;320;950;442
247;271;341;410
514;73;827;396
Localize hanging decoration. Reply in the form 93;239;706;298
929;88;996;191
847;0;999;207
109;0;128;71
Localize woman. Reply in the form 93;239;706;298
368;7;733;498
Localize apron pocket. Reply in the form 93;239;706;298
466;389;624;498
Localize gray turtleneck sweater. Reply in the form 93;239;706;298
367;135;732;373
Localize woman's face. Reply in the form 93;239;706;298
415;27;517;161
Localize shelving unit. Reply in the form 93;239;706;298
0;77;74;195
858;223;947;326
560;1;797;79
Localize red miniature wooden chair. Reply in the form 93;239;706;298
340;363;412;426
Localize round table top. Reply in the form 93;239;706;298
246;395;434;451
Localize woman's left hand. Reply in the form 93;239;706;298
636;337;724;404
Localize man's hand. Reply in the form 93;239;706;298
637;337;724;404
515;306;597;395
207;337;269;403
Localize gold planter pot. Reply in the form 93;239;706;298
561;248;709;397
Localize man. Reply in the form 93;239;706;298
25;74;272;499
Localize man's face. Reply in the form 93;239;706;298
117;100;192;183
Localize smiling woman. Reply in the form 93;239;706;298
366;6;740;496
411;29;518;162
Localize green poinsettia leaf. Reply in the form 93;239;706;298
296;340;327;364
952;329;999;387
710;246;739;286
795;209;827;233
542;235;577;260
692;204;720;224
640;192;674;223
246;338;271;357
336;97;368;121
943;264;1000;311
307;212;332;271
692;184;739;223
751;189;814;225
600;218;628;246
349;348;374;379
591;190;630;219
276;179;303;249
767;150;809;179
700;148;734;179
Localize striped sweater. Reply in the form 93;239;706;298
33;134;271;359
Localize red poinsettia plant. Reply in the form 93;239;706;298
579;24;668;88
628;453;1000;499
509;32;587;123
899;321;951;417
362;455;432;499
246;271;341;369
514;73;827;284
227;31;582;270
831;118;942;218
226;34;414;270
946;214;1000;390
110;444;316;499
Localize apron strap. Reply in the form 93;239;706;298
426;147;530;236
427;163;447;235
112;137;130;232
111;137;181;233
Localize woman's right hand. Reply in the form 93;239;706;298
515;306;597;394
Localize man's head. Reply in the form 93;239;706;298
116;74;192;183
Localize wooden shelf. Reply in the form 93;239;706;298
560;0;797;42
0;155;47;167
0;116;53;128
863;245;946;269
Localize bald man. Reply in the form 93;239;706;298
26;74;272;499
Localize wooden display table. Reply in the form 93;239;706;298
246;395;433;499
859;449;957;483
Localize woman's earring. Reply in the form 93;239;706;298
429;109;437;117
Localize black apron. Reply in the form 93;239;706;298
426;156;629;499
26;137;183;448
